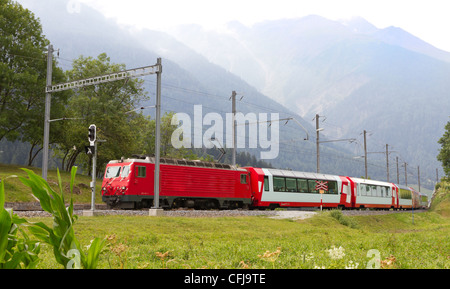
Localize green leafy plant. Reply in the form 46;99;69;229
1;167;106;269
19;167;106;269
0;180;41;269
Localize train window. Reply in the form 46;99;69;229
380;186;387;198
121;165;130;178
327;181;338;194
308;180;318;194
400;189;411;199
136;166;146;178
273;177;286;192
365;185;370;196
343;184;350;195
240;174;248;184
371;185;378;197
297;179;308;193
105;166;121;178
286;178;297;192
264;176;269;191
358;184;363;196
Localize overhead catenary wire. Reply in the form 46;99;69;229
50;54;438;188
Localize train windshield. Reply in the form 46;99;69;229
121;165;130;178
105;166;121;178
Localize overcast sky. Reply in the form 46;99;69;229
72;0;450;52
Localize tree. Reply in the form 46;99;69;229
54;54;215;174
0;0;69;165
57;53;148;173
437;121;450;177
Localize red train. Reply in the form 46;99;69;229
101;156;428;210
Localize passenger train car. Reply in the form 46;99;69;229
245;167;350;209
101;157;428;210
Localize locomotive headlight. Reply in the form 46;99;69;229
121;186;126;190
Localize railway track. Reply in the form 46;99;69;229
6;202;426;218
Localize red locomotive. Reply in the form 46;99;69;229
102;156;252;209
101;157;427;210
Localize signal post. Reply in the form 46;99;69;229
83;124;101;217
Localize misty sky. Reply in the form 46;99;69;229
71;0;450;52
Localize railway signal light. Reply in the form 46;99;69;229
85;145;95;155
88;124;96;145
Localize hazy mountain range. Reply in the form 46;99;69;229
170;15;450;185
5;0;447;188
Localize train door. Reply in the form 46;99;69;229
391;184;399;209
132;163;153;196
345;177;357;208
339;176;352;208
238;172;252;200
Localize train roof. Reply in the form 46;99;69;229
396;184;414;190
349;177;394;187
108;156;245;171
265;168;341;181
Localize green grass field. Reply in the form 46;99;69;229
2;164;450;269
29;209;449;269
0;163;103;204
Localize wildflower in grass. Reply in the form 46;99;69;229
258;247;282;262
345;260;359;269
155;251;171;268
258;247;282;268
380;255;396;269
239;260;250;269
326;246;345;260
155;251;170;260
106;234;129;269
301;253;314;263
314;265;326;269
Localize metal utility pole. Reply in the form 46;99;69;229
386;144;390;182
364;130;368;179
404;162;408;186
315;114;320;173
231;91;237;166
42;44;53;180
417;166;421;193
314;114;355;174
396;157;400;184
153;58;162;210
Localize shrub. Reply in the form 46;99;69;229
329;209;359;229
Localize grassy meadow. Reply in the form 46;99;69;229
1;165;450;269
0;163;103;204
32;206;450;269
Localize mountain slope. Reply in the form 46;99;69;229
170;15;449;186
